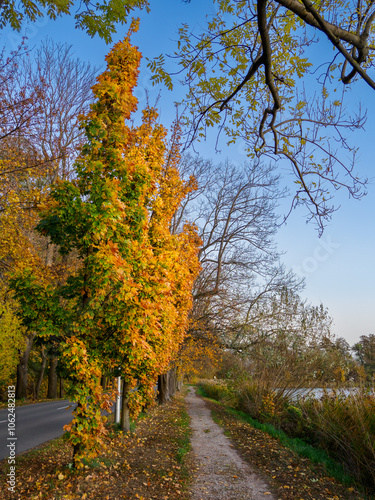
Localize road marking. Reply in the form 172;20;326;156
0;420;7;423
57;405;71;410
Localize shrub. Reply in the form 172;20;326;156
198;380;236;406
299;389;375;490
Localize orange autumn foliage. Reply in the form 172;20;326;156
11;22;201;466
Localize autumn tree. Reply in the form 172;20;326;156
0;39;97;206
150;0;375;232
11;24;200;466
0;38;96;183
14;41;97;398
0;42;45;255
0;89;45;396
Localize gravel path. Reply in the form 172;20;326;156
186;387;276;500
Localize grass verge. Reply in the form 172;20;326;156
174;406;191;471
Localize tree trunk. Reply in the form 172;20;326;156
101;375;107;390
45;241;55;267
176;372;184;391
157;372;170;404
16;333;35;400
59;378;64;398
47;357;58;399
168;367;177;398
35;347;47;400
120;381;131;432
169;367;182;397
31;378;36;400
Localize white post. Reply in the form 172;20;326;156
115;376;121;424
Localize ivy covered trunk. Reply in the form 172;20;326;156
61;338;114;468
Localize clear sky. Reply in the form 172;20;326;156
2;0;374;346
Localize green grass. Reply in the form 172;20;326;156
81;456;113;468
174;407;191;465
227;406;353;487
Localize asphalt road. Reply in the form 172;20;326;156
0;400;76;462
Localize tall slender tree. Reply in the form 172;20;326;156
11;22;200;466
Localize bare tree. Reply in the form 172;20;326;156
172;154;302;351
20;38;98;181
0;39;98;215
0;42;44;146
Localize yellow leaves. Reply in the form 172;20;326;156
106;241;125;268
178;331;222;377
0;291;27;372
130;334;151;354
7;32;202;469
64;423;73;433
127;17;140;36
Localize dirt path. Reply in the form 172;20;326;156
186;387;276;500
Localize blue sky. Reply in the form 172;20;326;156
3;0;374;346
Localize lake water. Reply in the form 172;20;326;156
286;387;374;401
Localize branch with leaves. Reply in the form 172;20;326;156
0;0;149;43
149;0;373;232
